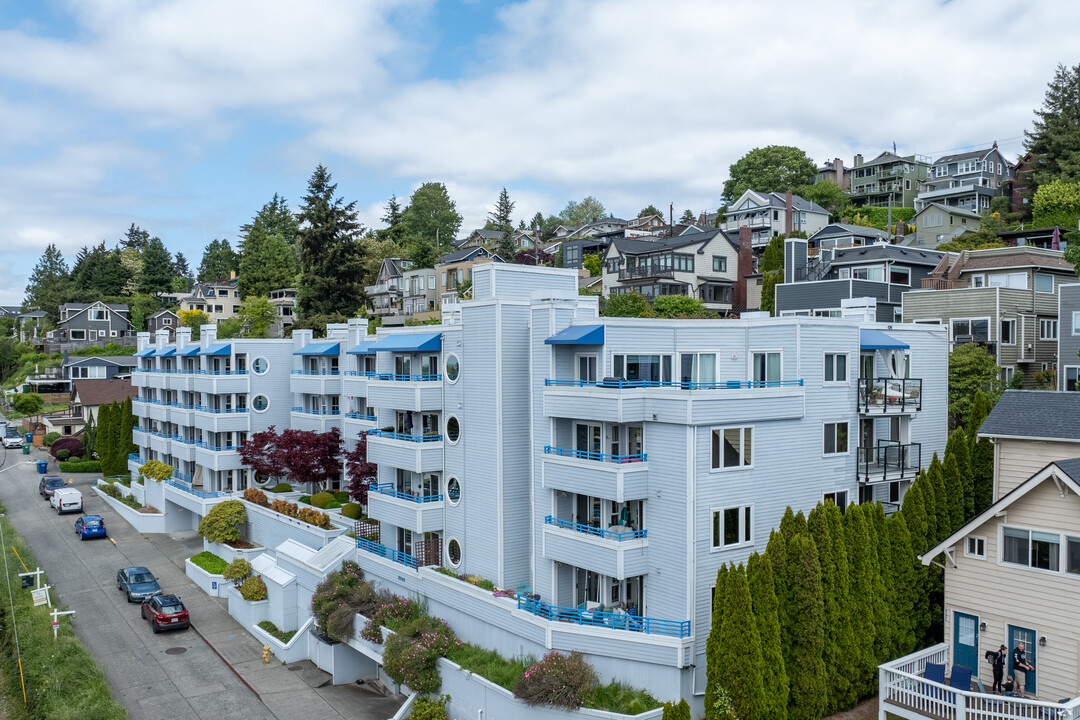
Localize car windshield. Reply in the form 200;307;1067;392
84;520;102;527
45;479;65;488
129;573;154;584
159;603;184;614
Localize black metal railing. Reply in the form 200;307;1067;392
858;377;922;413
857;442;922;484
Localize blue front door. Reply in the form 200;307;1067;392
953;612;979;671
1008;625;1037;696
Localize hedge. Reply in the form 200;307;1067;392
189;551;228;575
59;460;102;473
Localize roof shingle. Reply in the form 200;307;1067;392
978;390;1080;441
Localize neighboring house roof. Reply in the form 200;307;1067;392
60;302;129;311
148;309;179;319
60;301;134;328
912;202;982;221
809;224;893;243
19;310;47;319
728;190;828;216
858;151;922;168
63;355;133;368
72;378;137;407
956;247;1074;273
932;147;1011;167
610;228;736;255
437;246;496;264
828;244;944;267
977;390;1080;442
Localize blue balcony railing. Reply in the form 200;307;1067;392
197;370;247;376
173;436;195;445
195;442;242;452
345;412;377;421
292;369;340;376
343;370;378;377
128;453;142;463
544;515;646;540
194;406;249;414
516;595;689;638
291;407;342;416
369;373;442;382
371;483;442;503
357;537;420;569
368;429;442;443
172;470;192;482
544;378;804;390
164;478;230;499
543;446;646;463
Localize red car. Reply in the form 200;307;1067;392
140;594;189;633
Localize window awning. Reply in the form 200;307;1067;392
153;346;177;357
545;324;605;345
198;342;232;356
371;332;442;352
134;347;156;357
347;341;378;355
860;329;909;350
176;345;201;357
293;342;340;356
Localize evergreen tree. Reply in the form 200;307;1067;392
120;397;136;458
705;564;730;719
173;252;193;283
679;209;696;224
239;194;300;298
824;503;858;710
942;453;964;534
97;402;117;476
866;503;892;666
83;410;97;460
917;471;939;549
844;504;877;697
760;235;784;273
377;194;407;244
946;427;974;521
1024;63;1080;196
72;242;130;296
197;239;240;282
295;165;368;318
139;236;175;295
966;389;993;441
779;507;807;539
24;243;71;320
662;700;692;720
120;223;150;250
766;530;793;679
747;553;788;720
716;564;766;720
972;436;995;512
928;454;951;542
886;514;918;657
489;187;517;261
808;504;850;713
401;182;463;268
900;477;928;556
786;535;827;720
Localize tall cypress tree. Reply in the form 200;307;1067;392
900;478;928;556
120;397;136;458
786;535;826;720
716;564;766;720
966;389;992;450
766;529;793;682
83;410;97;461
928;455;951;542
916;471;938;549
779;507;808;540
942;453;965;534
946;427;974;521
867;503;893;667
97;402;115;476
748;553;788;720
845;505;877;697
886;514;918;657
972;436;995;511
824;504;858;710
808;505;847;713
706;564;730;718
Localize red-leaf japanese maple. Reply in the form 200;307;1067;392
345;431;378;505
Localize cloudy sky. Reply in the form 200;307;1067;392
0;0;1076;305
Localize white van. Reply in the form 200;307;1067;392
51;487;83;515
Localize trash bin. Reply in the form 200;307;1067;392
36;461;47;474
24;433;32;443
21;445;29;455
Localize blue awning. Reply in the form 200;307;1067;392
371;332;442;353
176;345;201;357
134;347;156;357
294;342;340;356
545;324;605;345
860;329;909;350
198;342;232;356
347;341;378;355
153;345;177;357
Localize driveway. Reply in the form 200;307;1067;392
0;452;402;720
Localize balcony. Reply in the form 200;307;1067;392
194;443;245;471
857;442;922;484
516;595;689;638
543;446;645;463
128;453;143;464
858;377;922;414
357;536;441;569
171;436;197;462
920;277;969;290
367;431;443;473
193;370;249;395
343;413;378;436
193;406;251;433
291;370;342;396
879;643;1080;720
542;516;648;579
543;378;806;425
618;266;675;282
541;447;648;502
367;375;443;412
366;483;444;533
290;407;342;433
163;478;233;515
342;371;373;398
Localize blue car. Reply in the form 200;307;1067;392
116;566;161;603
75;515;106;540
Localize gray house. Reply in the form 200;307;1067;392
63;353;136;382
1058;283;1080;391
914;144;1014;214
147;309;179;340
57;301;133;342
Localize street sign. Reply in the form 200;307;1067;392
211;581;217;590
31;589;48;606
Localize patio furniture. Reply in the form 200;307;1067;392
948;665;972;690
923;662;946;698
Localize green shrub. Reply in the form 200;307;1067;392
43;431;61;447
324;501;342;510
257;620;298;644
311;560;369;638
56;449;71;460
119;494;140;509
309;492;335;508
60;460;101;472
447;642;531;690
513;651;597;710
189;551;228;575
99;483;122;499
584;682;662;714
333;491;349;502
197;500;247;543
661;699;692;719
408;694;450;720
341;502;363;519
382;615;457;693
223;558;253;586
269;483;293;493
298;495;311;505
297;507;331;528
240;576;267;601
139;459;173;482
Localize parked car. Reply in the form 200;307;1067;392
39;475;66;500
140;594;189;633
50;487;82;514
75;515;106;540
2;434;21;449
116;567;161;603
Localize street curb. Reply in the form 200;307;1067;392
190;622;261;698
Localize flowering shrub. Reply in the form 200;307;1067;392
360;594;420;643
243;487;269;506
492;588;517;599
382;615;460;694
270;499;298;517
513;651;598;710
312;560;368;639
240;575;268;601
297;507;331;529
407;694;449;720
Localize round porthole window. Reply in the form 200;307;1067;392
447;538;462;567
446;416;460;443
445;354;460;382
252;395;269;412
252;357;268;374
447;477;461;505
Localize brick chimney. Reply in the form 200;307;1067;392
785;189;794;236
734;226;753;310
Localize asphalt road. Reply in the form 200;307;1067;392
0;451;279;720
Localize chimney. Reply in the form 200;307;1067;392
835;157;846;189
854;153;863;168
230;270;236;280
785;189;794;237
895;221;905;245
734;226;753;310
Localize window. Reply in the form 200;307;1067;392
70;330;86;340
965;536;986;559
951;318;990;342
1067;537;1080;575
98;330;106;338
711;427;752;469
972;274;986;288
1035;274;1054;293
1073;312;1080;335
445;354;460;383
163;318;172;326
91;309;106;320
936;165;949;177
1000;319;1015;345
447;538;462;567
839;265;885;282
252;395;269;412
823;491;848;509
712;256;727;273
823;422;849;454
446;416;460;443
989;272;1027;289
889;266;910;286
446;478;461;505
1040;319;1058;340
824;353;848;383
958;160;978;174
752;351;781;384
110;330;118;338
251;357;268;374
680;353;716;386
1001;366;1014;384
889;481;900;504
1003;527;1059;571
712;506;752;548
613;354;672;384
1066;367;1080;392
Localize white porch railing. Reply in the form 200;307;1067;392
879;644;1080;720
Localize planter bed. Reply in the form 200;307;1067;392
185;557;229;598
227;585;269;629
204;539;265;565
252;617;313;664
93;486;191;534
239;498;345;551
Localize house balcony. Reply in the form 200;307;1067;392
516;595;689;639
163;372;195;392
367;430;443;474
618;266;675;282
879;643;1080;720
162;478;232;515
193;406;251;433
170;436;197;462
343;413;378;437
366;483;444;533
290;370;342;396
367;375;443;412
194;443;245;472
132;426;148;445
858;377;922;414
143;401;167;423
290;407;342;434
168;402;195;425
192;371;249;396
147;430;174;455
541;447;648;502
543;378;806;425
342;371;373;398
920;278;969;290
542;516;648;580
356;537;439;569
142;372;167;390
857;442;922;485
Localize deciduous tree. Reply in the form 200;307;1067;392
345;431;377;505
238;426;281;482
558;196;607;227
237;295;275;338
638;205;662;218
601;291;654;318
948;343;1002;428
723;146;817;202
179;309;210;340
1032;180;1080;233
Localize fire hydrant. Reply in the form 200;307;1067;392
262;645;271;663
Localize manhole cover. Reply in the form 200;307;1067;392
164;647;187;655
